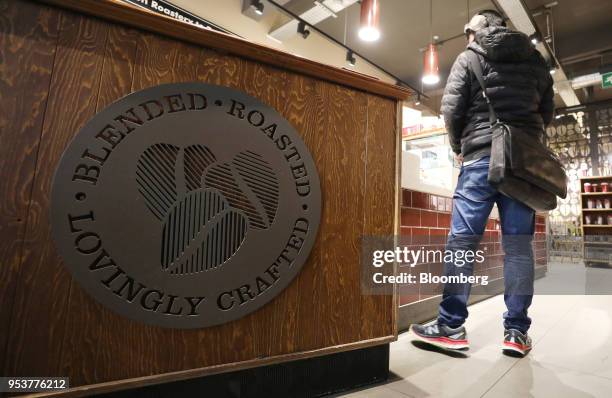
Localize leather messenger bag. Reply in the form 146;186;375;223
466;50;567;211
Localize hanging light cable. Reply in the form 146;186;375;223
358;0;380;42
422;0;440;85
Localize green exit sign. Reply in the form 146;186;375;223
603;72;612;89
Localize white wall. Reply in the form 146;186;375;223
170;0;396;84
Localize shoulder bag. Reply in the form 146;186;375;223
466;50;567;211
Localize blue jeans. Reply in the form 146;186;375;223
437;156;535;333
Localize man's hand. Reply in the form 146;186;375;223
455;153;464;163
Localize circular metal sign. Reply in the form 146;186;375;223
51;83;321;328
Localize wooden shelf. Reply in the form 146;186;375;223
585;259;612;268
585;258;612;262
584;241;612;246
583;225;612;228
580;175;612;181
580;176;612;267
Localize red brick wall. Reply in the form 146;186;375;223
399;188;547;306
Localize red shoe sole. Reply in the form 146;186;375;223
410;325;470;351
502;340;531;356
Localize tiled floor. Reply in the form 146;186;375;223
335;263;612;398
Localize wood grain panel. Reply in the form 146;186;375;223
57;24;139;386
271;73;326;355
361;95;398;340
0;0;60;368
193;50;259;371
40;0;411;101
233;61;290;359
90;31;206;382
1;0;401;391
3;10;108;376
316;83;368;346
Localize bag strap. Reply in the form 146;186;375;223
466;50;499;125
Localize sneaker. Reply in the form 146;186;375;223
503;329;532;356
410;323;469;350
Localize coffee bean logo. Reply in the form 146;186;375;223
51;83;320;328
136;144;279;275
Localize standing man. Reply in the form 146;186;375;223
410;10;554;356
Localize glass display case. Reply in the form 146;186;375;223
403;133;457;192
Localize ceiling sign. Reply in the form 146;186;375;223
51;83;321;328
121;0;221;31
602;72;612;89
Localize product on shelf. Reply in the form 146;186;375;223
581;176;612;267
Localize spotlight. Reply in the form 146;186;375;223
251;0;264;16
297;21;310;39
346;50;356;67
549;60;558;75
414;94;421;106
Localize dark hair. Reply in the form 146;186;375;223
479;9;506;27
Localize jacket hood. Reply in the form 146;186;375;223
468;26;534;62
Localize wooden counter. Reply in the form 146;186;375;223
0;0;408;395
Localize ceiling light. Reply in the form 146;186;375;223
422;43;440;85
548;59;558;75
251;0;264;15
422;0;439;85
297;21;310;39
358;0;380;42
414;93;421;106
529;32;541;46
346;50;356;67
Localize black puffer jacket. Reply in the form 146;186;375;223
441;26;554;161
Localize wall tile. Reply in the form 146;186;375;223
421;210;437;227
401;208;420;226
412;191;429;209
445;197;453;212
437;212;450;228
430;195;437;210
411;227;430;245
402;190;412;207
429;228;448;245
